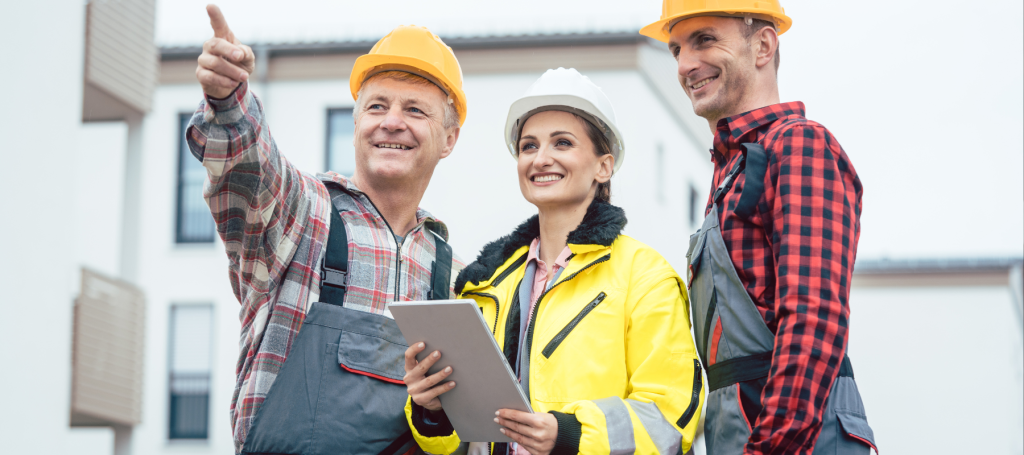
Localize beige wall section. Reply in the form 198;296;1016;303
160;43;638;85
70;268;146;427
85;0;158;114
455;44;636;74
268;53;360;81
853;271;1011;288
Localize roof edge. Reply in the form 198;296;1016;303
854;257;1024;275
161;31;646;61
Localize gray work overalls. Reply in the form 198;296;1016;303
686;142;877;455
241;186;452;455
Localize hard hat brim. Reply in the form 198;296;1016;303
350;54;468;126
505;94;625;173
640;8;792;43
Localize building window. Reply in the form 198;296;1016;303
176;113;215;243
326;108;356;176
168;304;213;440
689;184;701;228
655;143;666;205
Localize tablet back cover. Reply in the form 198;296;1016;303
390;300;532;443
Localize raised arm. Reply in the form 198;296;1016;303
185;5;330;309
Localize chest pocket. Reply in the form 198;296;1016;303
541;291;607;358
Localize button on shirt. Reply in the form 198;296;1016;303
705;102;863;455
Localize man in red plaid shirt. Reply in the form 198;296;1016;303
641;1;878;454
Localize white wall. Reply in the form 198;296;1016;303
848;284;1024;454
0;1;113;453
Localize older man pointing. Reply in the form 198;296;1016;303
188;5;466;454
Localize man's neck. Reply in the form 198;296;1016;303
536;196;593;267
705;84;781;134
350;174;428;238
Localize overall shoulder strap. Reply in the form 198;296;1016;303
732;118;804;220
734;142;767;220
429;232;453;301
320;186;349;306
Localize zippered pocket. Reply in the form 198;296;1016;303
676;359;703;429
463;291;499;334
541;292;607;358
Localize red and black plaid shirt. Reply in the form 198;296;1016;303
705;102;863;455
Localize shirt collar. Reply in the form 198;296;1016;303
318;172;448;241
711;101;807;163
526;238;573;269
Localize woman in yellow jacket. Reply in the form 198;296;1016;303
402;68;704;455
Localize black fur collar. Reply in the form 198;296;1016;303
455;199;627;293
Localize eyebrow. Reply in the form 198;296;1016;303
550;131;577;139
670;27;716;47
688;27;715;42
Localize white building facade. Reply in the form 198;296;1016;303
2;7;1021;454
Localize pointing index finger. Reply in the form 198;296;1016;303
206;4;233;40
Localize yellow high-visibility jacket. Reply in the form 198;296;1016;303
405;201;704;454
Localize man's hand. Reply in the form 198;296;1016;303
495;409;559;455
403;342;455;412
196;4;255;99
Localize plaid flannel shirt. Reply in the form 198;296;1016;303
705;102;863;455
185;82;464;453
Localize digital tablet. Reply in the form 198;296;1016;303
389;299;533;443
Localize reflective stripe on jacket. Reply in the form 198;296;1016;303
406;200;705;454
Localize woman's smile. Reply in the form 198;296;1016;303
531;172;564;185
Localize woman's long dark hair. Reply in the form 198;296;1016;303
573;114;614;203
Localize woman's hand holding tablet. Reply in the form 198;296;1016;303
403;342;456;412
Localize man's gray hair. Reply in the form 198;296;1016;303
354;71;460;130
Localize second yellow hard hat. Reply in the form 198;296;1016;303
640;0;792;43
350;25;467;126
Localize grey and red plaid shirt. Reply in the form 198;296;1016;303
705;102;863;454
185;82;463;453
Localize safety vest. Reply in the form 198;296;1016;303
240;185;452;455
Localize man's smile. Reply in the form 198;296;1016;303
690;76;718;93
374;142;413;150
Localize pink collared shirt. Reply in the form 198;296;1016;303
525;238;574;322
512;238;573;455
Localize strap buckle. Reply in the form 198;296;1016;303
322;266;348;289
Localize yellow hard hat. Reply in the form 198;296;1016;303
640;0;792;43
350;25;467;126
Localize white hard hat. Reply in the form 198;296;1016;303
504;68;625;172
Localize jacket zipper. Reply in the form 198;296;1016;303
524;254;611;372
492;253;528;288
463;291;500;334
541;292;606;358
675;359;703;428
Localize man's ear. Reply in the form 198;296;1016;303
595;154;614;183
754;26;779;70
439;126;460;159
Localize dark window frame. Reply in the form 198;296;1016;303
325;107;356;176
175;113;216;244
167;303;213;441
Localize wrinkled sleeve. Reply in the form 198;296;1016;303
559;260;705;454
745;124;861;454
184;81;331;450
186;81;327;300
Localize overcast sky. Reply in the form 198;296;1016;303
157;0;1024;260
